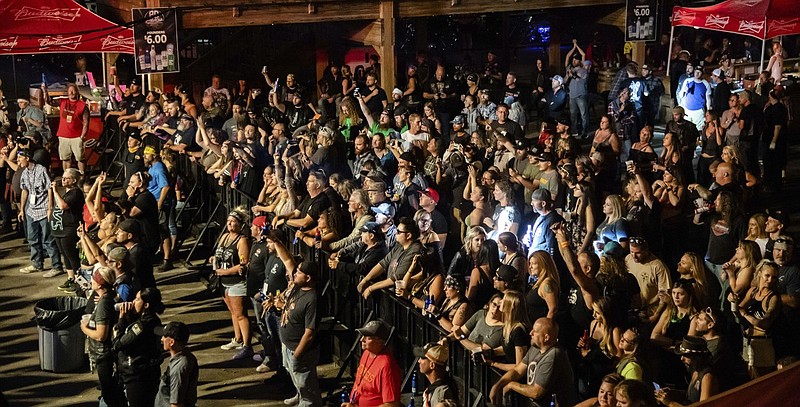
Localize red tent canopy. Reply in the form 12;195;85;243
672;0;800;40
0;0;134;55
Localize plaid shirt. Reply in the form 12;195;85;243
20;163;51;221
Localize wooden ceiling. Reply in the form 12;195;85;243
100;0;625;29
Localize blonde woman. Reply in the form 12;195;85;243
745;213;769;256
489;290;531;372
676;252;720;309
525;250;560;321
576;298;621;394
616;328;644;380
724;240;762;307
414;209;441;251
721;145;758;188
594;194;629;255
735;260;781;377
338;96;363;141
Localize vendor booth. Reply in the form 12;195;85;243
0;0;134;166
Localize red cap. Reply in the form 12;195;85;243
419;187;440;204
252;215;268;229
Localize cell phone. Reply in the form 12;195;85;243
313;113;321;121
652;382;661;391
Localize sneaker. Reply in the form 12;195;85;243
58;278;77;291
19;265;42;274
43;269;65;278
252;353;265;363
283;394;299;406
232;346;254;360
256;362;274;373
220;338;243;350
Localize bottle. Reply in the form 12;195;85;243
408;398;415;407
167;43;176;71
149;46;157;71
143;47;151;70
293;226;304;245
424;295;433;318
410;370;417;395
579;329;589;350
550;393;559;407
340;387;349;404
314;229;322;245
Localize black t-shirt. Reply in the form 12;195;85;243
263;253;288;296
124;93;146;115
88;291;116;358
279;288;318;351
172;125;200;152
491;120;523;142
50;188;85;238
502;325;531;364
129;243;155;289
364;87;388;117
132;190;159;250
32;146;50;168
297;193;331;227
122;147;145;185
429;209;448;235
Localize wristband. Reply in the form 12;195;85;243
559;241;570;249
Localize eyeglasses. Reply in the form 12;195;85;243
490;301;503;309
396;229;409;234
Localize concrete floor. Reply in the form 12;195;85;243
0;234;343;406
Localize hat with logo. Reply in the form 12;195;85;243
129;78;140;86
496;264;518;283
536;151;557;164
359;221;383;236
392;88;403;96
371;202;396;218
179;113;194;121
551;75;564;85
143;146;157;156
393;105;409;118
467;73;478;83
107;246;129;262
768;208;789;227
450;115;465;125
356;319;392;341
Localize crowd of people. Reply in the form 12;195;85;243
0;31;797;407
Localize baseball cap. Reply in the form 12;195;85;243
107;246;129;262
514;138;530;150
450;115;465;125
392;88;403;96
356;319;392;341
479;89;491;95
179;113;194;121
712;68;724;78
252;215;269;229
768;208;789;227
641;64;651;71
118;219;141;235
531;188;553;203
774;235;795;250
413;342;449;364
126;128;142;141
371;202;396;218
551;75;564;84
359;221;383;235
496;264;518;283
143;146;157;156
154;321;190;342
536;151;557;164
466;73;478;83
17;98;29;104
393;106;409;118
583;60;593;67
129;78;140;86
555;116;570;126
419;187;440;204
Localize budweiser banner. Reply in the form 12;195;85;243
132;8;180;74
0;0;134;55
626;0;658;42
671;0;800;40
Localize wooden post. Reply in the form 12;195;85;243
379;0;396;91
631;42;646;68
548;17;562;74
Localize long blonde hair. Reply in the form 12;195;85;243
592;298;618;357
501;290;531;341
530;250;560;293
605;194;626;223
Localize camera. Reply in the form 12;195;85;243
14;134;30;145
353;88;361;97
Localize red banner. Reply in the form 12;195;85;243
0;0;134;55
671;0;800;40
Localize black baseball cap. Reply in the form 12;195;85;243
154;321;190;342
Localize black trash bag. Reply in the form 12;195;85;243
33;296;89;331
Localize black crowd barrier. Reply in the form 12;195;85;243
99;128;514;407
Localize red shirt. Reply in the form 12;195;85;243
350;351;401;407
57;98;87;139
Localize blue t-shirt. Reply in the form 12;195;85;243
147;161;170;199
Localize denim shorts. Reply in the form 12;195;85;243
223;280;247;297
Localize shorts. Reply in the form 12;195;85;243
223;280;247;297
58;136;84;161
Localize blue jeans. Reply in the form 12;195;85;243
282;344;322;406
26;217;62;270
251;298;283;369
569;95;589;137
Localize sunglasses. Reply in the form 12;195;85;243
628;236;647;245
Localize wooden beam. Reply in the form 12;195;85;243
379;0;396;92
349;21;384;47
179;3;381;28
397;0;624;18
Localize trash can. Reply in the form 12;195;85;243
33;296;88;372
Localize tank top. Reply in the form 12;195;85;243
215;233;245;285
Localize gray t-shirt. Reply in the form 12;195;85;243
155;351;199;407
521;346;577;407
279;287;318;351
464;310;503;349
